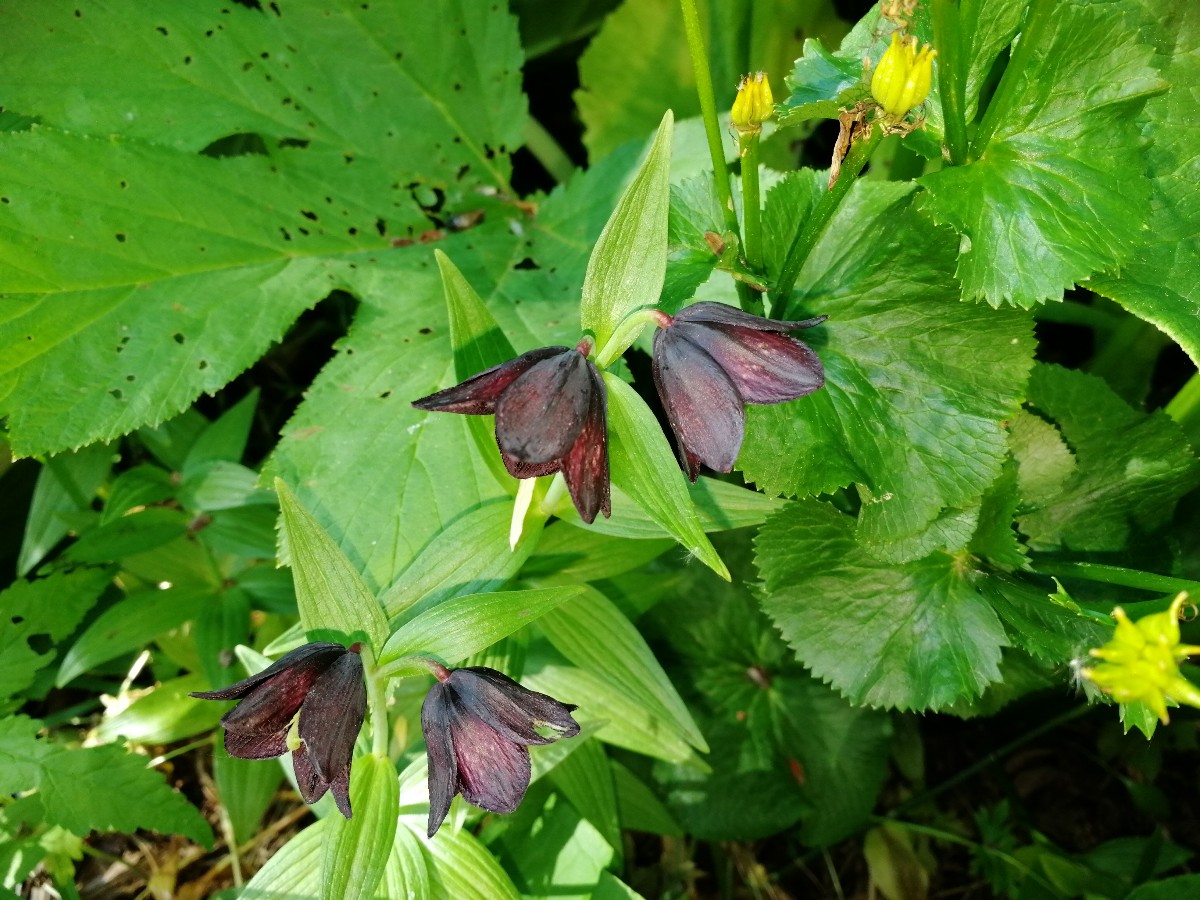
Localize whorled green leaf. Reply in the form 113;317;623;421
182;389;259;476
580;112;672;356
0;0;525;456
378;586;586;670
522;523;674;584
611;761;682;836
537;585;707;752
241;817;328;898
97;673;225;744
0;566;112;700
550;739;623;859
213;748;283;847
276;478;388;650
755;500;1008;711
19;443;112;575
1016;364;1200;552
917;0;1166;306
601;372;728;578
742;173;1034;559
1091;4;1200;363
322;754;398;900
414;819;522;900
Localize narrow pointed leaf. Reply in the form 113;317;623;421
321;753;398;900
276;478;388;650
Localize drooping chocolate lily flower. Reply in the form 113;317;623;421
190;642;367;818
412;344;610;523
421;664;580;837
652;302;826;481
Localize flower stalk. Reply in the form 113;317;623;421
931;0;968;165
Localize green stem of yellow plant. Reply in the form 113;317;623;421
679;0;756;313
970;0;1054;157
1031;561;1200;597
1166;371;1200;432
772;127;884;314
738;130;766;316
931;0;968;165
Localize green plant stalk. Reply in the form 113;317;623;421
970;0;1054;157
364;650;390;758
738;130;766;310
772;127;884;311
678;0;756;313
1031;561;1200;596
931;0;968;165
1166;371;1200;431
523;117;575;185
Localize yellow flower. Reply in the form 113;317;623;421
1084;593;1200;724
870;31;936;118
731;72;774;132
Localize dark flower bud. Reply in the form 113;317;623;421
421;664;580;837
412;345;611;523
652;301;826;481
190;641;367;819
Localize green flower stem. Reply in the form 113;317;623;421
595;307;667;369
1166;371;1200;432
678;0;757;314
363;648;390;757
970;0;1054;158
738;131;766;315
772;127;884;312
931;0;968;166
1031;561;1200;597
523;116;576;185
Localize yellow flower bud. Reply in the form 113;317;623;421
1084;593;1200;724
870;31;936;118
731;71;774;132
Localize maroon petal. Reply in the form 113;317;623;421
653;328;745;480
495;350;590;467
673;300;827;333
559;361;610;523
224;728;289;760
499;452;561;481
328;765;352;819
297;652;367;793
421;682;459;837
292;744;328;804
449;668;580;746
673;321;824;405
448;699;531;815
412;347;569;415
190;642;345;702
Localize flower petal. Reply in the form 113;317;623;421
412;347;569;415
297;651;367;790
328;765;353;819
653;328;745;480
224;728;289;760
448;696;531;815
449;668;580;747
499;452;561;481
674;320;824;404
292;744;328;804
560;360;610;523
495;350;590;467
189;641;345;702
672;300;826;333
421;682;460;837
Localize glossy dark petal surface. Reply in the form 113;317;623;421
224;728;289;760
412;347;568;415
673;321;824;404
297;651;366;791
450;667;581;745
559;360;610;523
422;682;459;837
292;744;326;805
673;300;827;333
449;698;531;815
654;327;745;480
495;350;591;466
189;641;345;702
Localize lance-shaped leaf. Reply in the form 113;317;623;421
322;754;398;900
580;111;672;355
917;0;1166;306
276;479;388;650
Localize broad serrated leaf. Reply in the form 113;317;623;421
1091;5;1200;363
276;478;388;649
0;715;49;797
322;754;398;900
742;173;1034;557
0;0;525;455
537;585;707;752
580;112;672;354
601;372;728;578
1017;365;1200;552
755;500;1008;710
37;744;211;844
917;0;1165;306
378;586;586;671
0;567;112;699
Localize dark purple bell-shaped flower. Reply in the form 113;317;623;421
412;343;610;523
652;302;826;481
421;663;580;837
190;642;367;818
